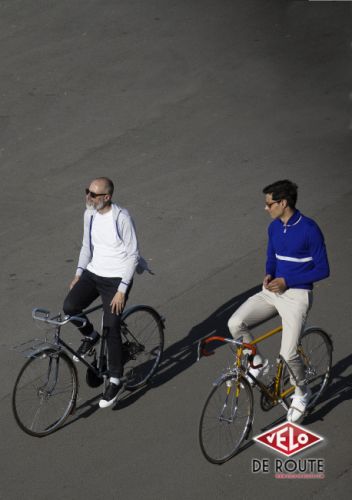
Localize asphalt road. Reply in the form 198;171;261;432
1;0;351;499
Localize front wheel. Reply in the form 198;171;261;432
12;350;78;437
199;376;254;464
121;305;164;390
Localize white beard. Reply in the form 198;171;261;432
86;199;105;211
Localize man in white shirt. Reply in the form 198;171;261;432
63;177;139;408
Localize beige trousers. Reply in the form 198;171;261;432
227;287;313;386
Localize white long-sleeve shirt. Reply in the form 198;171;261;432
76;203;140;293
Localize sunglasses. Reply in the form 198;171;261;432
265;200;281;208
85;188;108;198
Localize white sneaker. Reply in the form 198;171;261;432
99;381;124;409
246;356;268;386
287;387;312;423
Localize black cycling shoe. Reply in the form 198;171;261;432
73;332;100;362
99;381;124;408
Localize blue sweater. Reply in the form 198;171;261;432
266;210;330;290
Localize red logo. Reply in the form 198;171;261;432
254;423;323;457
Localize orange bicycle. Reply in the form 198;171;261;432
197;325;332;464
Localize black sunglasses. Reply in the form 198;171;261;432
265;199;281;208
85;188;108;198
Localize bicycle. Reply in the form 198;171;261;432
12;303;165;437
197;325;333;464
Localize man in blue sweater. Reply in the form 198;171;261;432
228;180;330;423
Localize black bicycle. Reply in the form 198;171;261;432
12;303;165;437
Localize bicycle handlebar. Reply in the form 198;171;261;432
197;335;262;368
32;308;87;328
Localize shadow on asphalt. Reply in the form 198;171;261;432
59;386;150;432
59;284;263;428
150;284;262;388
304;353;352;424
106;283;270;410
59;394;102;432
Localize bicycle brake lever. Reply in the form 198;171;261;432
197;341;214;361
197;341;201;361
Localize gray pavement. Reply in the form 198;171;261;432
1;0;351;499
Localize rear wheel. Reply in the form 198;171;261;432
279;327;333;410
299;328;332;408
199;376;254;464
121;305;164;390
12;350;78;437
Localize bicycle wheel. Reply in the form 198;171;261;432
299;328;332;408
279;327;332;410
12;350;78;437
121;305;164;390
199;376;254;464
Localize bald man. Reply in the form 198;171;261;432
63;177;139;408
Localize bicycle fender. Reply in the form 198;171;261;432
22;343;61;359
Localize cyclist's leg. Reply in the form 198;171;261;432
227;288;277;343
97;277;133;379
276;289;312;387
63;270;99;336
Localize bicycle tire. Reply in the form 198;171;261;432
299;327;333;408
199;375;254;464
121;305;164;390
279;327;333;411
12;350;78;437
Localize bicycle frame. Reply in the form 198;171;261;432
32;305;107;379
248;325;295;404
30;303;159;384
199;324;295;409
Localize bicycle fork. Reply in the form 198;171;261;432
216;376;243;424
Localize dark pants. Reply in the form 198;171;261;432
63;270;131;378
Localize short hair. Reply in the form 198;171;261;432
95;177;114;196
262;180;298;209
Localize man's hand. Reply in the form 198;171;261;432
110;291;126;314
69;275;80;290
266;277;287;294
263;274;272;288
